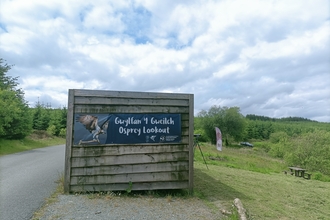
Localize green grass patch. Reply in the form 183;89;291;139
193;142;330;219
0;130;65;156
195;142;287;174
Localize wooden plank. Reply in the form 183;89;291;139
64;89;75;193
74;97;189;106
73;105;189;114
69;181;189;192
71;152;189;167
73;89;191;100
71;161;189;176
181;114;189;120
71;171;189;184
73;134;189;147
188;94;194;191
71;145;189;157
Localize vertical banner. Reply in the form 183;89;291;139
215;127;222;151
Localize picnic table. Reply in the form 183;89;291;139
289;167;306;177
287;167;311;179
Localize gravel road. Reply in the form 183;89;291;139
36;194;224;220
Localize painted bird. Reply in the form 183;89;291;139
76;115;109;144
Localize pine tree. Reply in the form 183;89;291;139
0;58;32;139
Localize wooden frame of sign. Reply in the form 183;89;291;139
64;89;194;193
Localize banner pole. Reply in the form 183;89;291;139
194;134;209;170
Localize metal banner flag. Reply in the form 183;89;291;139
215;127;222;151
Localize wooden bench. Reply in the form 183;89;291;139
283;170;294;175
304;173;312;180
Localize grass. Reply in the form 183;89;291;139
193;142;330;219
0;130;65;156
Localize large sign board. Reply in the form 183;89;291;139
65;89;194;193
74;113;181;145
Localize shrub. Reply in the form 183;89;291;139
59;128;66;138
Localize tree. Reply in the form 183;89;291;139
0;59;32;139
47;107;67;136
197;105;246;145
222;107;246;143
32;101;51;130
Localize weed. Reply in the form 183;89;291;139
125;181;133;194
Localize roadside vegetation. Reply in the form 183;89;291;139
0;130;65;156
0;58;67;155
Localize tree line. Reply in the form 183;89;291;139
196;106;329;144
0;59;66;139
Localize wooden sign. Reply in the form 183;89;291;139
64;89;194;193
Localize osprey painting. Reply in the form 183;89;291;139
76;115;110;145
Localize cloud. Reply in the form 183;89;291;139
0;0;329;122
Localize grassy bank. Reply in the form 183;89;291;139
0;131;65;156
193;143;330;219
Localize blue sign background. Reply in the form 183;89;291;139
106;113;181;144
73;113;181;145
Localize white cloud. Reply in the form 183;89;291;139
0;0;329;121
241;21;330;60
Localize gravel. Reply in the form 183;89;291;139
36;194;224;220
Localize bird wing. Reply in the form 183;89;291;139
100;119;109;133
76;115;98;132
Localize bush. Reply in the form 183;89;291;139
285;130;330;175
193;128;209;142
59;128;66;138
269;143;286;158
313;172;330;182
47;125;57;136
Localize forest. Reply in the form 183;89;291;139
1;58;330;179
0;58;67;140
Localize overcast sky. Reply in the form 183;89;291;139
1;0;329;122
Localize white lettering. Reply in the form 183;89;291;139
115;117;142;126
118;126;141;136
150;117;175;125
143;126;170;134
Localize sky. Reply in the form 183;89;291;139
0;0;329;122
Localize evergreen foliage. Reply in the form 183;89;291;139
0;59;32;139
32;102;50;130
31;102;67;137
0;58;67;140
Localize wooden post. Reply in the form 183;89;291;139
188;94;194;193
64;89;74;193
